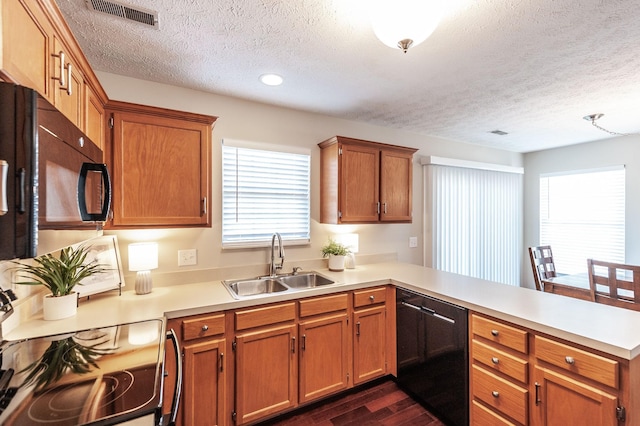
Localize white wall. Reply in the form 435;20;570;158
523;134;640;289
92;72;523;283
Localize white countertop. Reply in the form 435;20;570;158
6;262;640;360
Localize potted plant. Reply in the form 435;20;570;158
321;239;350;271
14;245;107;320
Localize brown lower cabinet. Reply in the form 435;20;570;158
470;312;636;425
168;292;637;426
165;313;227;426
232;300;298;424
166;286;392;426
353;287;388;385
298;293;350;403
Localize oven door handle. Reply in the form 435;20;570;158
161;328;182;426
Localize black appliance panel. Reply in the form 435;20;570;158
396;288;468;426
0;319;166;425
0;82;111;260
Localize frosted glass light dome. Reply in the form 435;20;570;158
370;0;444;52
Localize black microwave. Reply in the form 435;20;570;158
0;83;111;260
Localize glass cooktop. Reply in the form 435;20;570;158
0;319;165;425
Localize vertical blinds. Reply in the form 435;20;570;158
540;167;625;274
222;145;310;246
426;163;523;286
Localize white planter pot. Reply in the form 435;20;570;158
43;292;78;321
328;255;345;271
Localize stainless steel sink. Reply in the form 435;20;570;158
277;272;335;289
222;271;336;299
224;278;288;299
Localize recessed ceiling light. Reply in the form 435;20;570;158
259;74;283;86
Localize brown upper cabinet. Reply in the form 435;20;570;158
1;0;108;149
105;101;216;228
318;136;417;224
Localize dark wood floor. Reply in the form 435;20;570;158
259;379;446;426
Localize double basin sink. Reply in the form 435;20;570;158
223;271;336;299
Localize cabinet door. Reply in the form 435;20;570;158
1;0;52;98
235;324;297;424
532;366;618;426
299;313;349;403
51;37;83;128
340;143;380;222
380;149;413;222
108;110;211;227
353;305;386;384
183;338;226;426
83;83;105;152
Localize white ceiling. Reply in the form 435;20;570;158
56;0;640;153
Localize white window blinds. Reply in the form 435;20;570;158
540;167;625;274
222;142;310;247
424;158;523;286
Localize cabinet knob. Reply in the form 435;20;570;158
369;295;375;302
201;325;209;332
492;391;500;398
491;357;499;365
565;356;575;365
491;329;499;337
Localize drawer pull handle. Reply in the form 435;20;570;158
535;382;541;405
491;357;499;364
369;295;375;302
565;356;575;365
491;329;499;337
201;325;209;332
492;391;500;398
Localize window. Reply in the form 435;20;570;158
222;140;310;247
540;166;625;274
424;157;523;286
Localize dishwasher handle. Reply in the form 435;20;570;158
401;301;456;324
160;329;182;426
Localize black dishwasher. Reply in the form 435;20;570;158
396;288;468;426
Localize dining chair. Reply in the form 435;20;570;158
587;259;640;311
528;245;558;291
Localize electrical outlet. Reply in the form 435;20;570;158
409;236;418;248
178;249;197;266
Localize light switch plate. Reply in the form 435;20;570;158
178;249;197;266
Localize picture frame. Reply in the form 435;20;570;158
73;235;125;297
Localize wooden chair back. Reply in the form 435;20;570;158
528;245;558;291
587;259;640;311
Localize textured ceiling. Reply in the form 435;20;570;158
56;0;640;153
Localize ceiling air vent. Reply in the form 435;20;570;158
489;130;509;136
85;0;159;28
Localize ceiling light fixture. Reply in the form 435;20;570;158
369;0;444;53
583;113;631;136
259;74;283;86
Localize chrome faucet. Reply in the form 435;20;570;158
269;232;285;277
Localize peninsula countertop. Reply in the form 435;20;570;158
6;262;640;360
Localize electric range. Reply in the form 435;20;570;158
0;318;167;425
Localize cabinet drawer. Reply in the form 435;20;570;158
299;293;348;318
472;365;528;425
472;339;528;384
534;335;618;388
235;302;296;331
472;400;518;426
353;287;386;308
472;314;528;354
182;313;225;341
